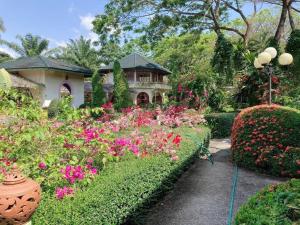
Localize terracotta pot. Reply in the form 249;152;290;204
0;164;41;225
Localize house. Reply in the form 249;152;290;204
0;56;92;107
99;53;172;105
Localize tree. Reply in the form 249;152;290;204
0;33;49;57
55;36;100;70
212;33;234;83
113;61;132;110
91;70;106;107
93;0;260;47
0;17;4;34
286;29;300;83
0;51;12;63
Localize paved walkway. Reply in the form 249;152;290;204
143;139;286;225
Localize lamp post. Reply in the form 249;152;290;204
254;47;293;105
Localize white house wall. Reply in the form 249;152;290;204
44;70;84;107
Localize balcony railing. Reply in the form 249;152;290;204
128;81;172;90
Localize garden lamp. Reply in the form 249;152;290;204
254;47;293;105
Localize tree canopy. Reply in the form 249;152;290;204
0;33;50;57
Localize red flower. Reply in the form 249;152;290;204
172;135;182;145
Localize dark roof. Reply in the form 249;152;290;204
100;53;171;75
0;56;92;77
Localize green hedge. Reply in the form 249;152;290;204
205;112;237;138
32;126;210;225
235;179;300;225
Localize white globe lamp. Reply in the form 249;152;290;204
258;52;272;65
264;47;277;59
254;58;263;69
278;53;293;66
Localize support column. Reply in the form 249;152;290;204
150;72;153;83
134;70;137;83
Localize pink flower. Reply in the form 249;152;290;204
178;84;183;93
171;155;179;161
90;168;97;175
62;165;85;184
38;162;47;170
55;186;74;199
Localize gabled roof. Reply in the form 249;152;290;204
100;53;171;75
0;56;92;77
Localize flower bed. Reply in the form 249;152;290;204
32;126;210;225
234;179;300;225
231;104;300;177
0;90;210;224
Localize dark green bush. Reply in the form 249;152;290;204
32;127;210;225
232;104;300;177
235;179;300;225
47;99;60;119
205;112;237;138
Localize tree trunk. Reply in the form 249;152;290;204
274;0;289;44
288;5;295;31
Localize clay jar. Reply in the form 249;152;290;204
0;164;41;225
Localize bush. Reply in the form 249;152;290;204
232;104;300;177
32;127;210;225
205;112;237;138
47;99;60;118
234;179;300;225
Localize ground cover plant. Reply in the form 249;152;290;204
0;90;210;224
231;104;300;177
235;179;300;225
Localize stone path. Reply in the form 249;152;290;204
143;139;286;225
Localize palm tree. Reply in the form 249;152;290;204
0;33;49;57
0;51;12;63
56;36;100;70
0;17;4;33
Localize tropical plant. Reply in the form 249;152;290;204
0;51;12;63
113;61;132;110
0;17;4;34
286;29;300;83
56;36;100;70
91;70;106;107
0;33;50;57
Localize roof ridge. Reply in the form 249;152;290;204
38;55;50;68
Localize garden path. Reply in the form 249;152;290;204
143;138;286;225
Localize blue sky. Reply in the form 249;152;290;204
0;0;271;57
0;0;109;56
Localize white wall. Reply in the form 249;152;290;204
103;73;114;85
44;70;84;107
19;69;85;108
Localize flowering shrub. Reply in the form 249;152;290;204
231;104;300;177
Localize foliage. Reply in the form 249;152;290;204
234;179;300;225
0;17;4;33
55;36;100;70
32;126;211;225
205;112;237;138
231;104;300;177
212;33;234;84
0;33;50;57
91;70;106;107
113;60;132;110
0;51;12;63
47;97;79;121
286;29;300;83
0;69;12;90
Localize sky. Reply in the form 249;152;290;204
0;0;273;57
0;0;109;56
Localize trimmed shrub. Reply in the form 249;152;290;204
234;179;300;225
205;112;237;138
47;99;60;119
91;70;106;107
232;104;300;177
113;61;132;111
32;127;210;225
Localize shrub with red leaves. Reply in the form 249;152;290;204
231;104;300;178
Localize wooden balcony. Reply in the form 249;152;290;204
128;81;172;90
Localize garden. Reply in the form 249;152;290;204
1;0;300;224
0;89;211;224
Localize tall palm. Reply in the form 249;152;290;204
0;17;4;33
0;33;49;57
56;36;100;70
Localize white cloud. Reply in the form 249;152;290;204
87;32;98;42
0;46;18;58
47;38;67;48
80;14;95;30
